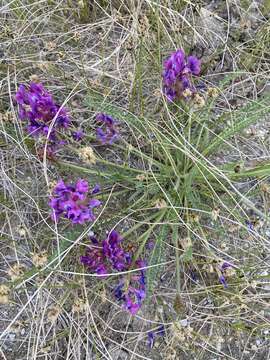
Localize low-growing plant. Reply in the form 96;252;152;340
36;49;269;315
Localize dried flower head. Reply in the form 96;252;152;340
8;263;25;281
73;31;81;42
154;199;167;209
163;346;177;360
240;17;251;30
10;321;24;335
0;284;10;304
207;87;219;98
32;251;48;267
45;41;57;51
48;180;57;195
29;74;39;82
173;294;185;314
136;174;146;181
125;36;136;51
193;94;205;108
37;61;49;71
182;88;193;98
0;111;13;123
189;213;200;223
211;207;220;221
179;237;192;251
17;226;26;237
172;322;193;342
153;88;161;98
79;146;96;164
72;298;87;313
47;305;61;323
138;15;150;34
260;183;270;194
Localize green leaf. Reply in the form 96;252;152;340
262;0;270;15
182;246;193;263
147;224;169;297
203;95;270;156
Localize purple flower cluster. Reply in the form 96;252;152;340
72;129;84;141
114;259;146;315
15;82;70;140
96;113;119;144
49;179;101;225
147;325;165;348
80;230;131;275
81;229;147;315
162;49;201;102
218;261;235;288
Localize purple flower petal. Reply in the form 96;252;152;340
148;332;155;348
96;113;120;145
92;184;100;194
187;56;201;75
219;275;228;288
89;199;101;208
72;130;84;141
76;179;89;194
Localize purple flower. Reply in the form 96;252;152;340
81;230;147;316
162;49;201;102
245;220;254;231
219;274;228;288
80;230;131;275
15;82;70;157
15;82;70;138
148;331;155;349
75;179;89;197
80;246;107;276
218;261;235;288
72;130;84;141
91;184;100;194
147;325;165;348
114;282;125;300
102;230;131;271
49;179;101;225
114;259;147;315
187;56;201;75
220;261;233;271
96;113;119;145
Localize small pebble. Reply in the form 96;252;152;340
180;318;188;327
8;333;15;341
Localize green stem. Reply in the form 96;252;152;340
172;225;181;295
